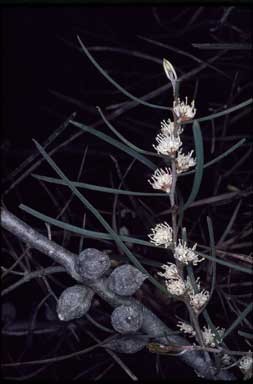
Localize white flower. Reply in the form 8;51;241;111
160;119;184;136
175;149;196;173
177;321;196;337
173;97;196;122
165;277;186;296
148;222;173;247
202;326;225;347
189;289;210;312
153;132;182;157
158;262;186;295
148;167;172;193
158;263;179;280
174;239;204;265
239;353;253;375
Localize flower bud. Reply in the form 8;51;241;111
76;248;111;281
108;264;147;296
57;285;94;321
104;335;148;354
111;304;143;334
163;58;177;95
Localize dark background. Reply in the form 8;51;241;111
1;4;252;381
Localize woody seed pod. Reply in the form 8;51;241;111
108;264;147;296
111;304;143;334
57;284;94;321
104;335;149;354
76;248;111;281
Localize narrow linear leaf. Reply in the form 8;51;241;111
96;106;157;156
70;120;157;171
180;138;246;177
31;140;168;294
182;99;253;125
222;302;253;341
197;250;252;275
32;173;170;197
19;203;168;249
183;120;204;210
192;43;253;50
217;200;242;246
206;216;217;300
77;35;170;111
19;204;162;268
238;330;253;340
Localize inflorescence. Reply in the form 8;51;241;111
146;58;224;344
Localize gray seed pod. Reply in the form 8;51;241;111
76;248;111;281
111;304;143;334
108;264;147;296
57;285;94;321
104;335;148;354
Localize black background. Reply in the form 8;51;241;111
1;4;252;381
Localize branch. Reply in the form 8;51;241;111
1;206;235;380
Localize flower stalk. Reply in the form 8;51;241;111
148;58;218;359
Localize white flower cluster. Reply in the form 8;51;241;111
201;326;225;347
153;132;182;157
174;240;204;265
149;78;196;194
173;97;196;123
165;277;186;296
239;353;252;377
185;277;210;312
148;222;173;248
148;167;172;193
177;321;196;337
161;119;183;136
177;321;225;348
175;149;196;174
158;262;186;296
189;290;210;313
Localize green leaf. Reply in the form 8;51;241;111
32;173;170;197
197;250;252;275
206;216;217;300
183;120;204;210
96;106;159;157
182;99;253;125
222;302;253;341
20;204;162;268
77;35;170;111
180;138;246;177
238;330;253;340
217;200;242;245
70;120;157;171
